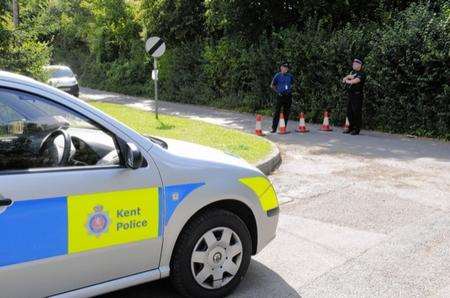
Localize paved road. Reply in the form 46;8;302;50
81;88;450;298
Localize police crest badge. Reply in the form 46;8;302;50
86;205;110;237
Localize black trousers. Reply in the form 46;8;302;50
272;93;292;131
347;92;363;133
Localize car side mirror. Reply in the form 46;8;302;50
125;142;143;169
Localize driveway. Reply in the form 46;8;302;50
80;87;450;297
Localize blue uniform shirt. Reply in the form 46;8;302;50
272;73;294;94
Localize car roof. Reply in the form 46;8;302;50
0;70;39;85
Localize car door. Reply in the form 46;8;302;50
0;87;163;298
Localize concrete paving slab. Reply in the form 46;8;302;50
277;215;387;258
300;212;450;297
283;185;438;234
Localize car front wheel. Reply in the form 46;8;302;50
170;209;252;297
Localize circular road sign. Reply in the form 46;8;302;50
145;37;166;58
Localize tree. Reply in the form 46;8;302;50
141;0;205;44
82;0;141;62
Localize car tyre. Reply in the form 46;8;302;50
170;209;252;297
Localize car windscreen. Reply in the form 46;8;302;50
50;68;74;78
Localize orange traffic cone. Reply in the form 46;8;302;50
255;114;265;136
320;111;333;131
278;113;287;134
296;112;309;133
343;117;350;130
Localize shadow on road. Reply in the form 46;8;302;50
98;259;299;298
236;259;301;297
269;125;450;163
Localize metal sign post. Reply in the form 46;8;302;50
145;37;166;119
153;58;159;119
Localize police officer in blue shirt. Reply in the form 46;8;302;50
270;62;294;133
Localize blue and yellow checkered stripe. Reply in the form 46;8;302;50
0;182;205;268
0;188;160;268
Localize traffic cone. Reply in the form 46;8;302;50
343;117;350;130
255;114;265;136
320;111;333;131
278;113;287;134
295;112;309;133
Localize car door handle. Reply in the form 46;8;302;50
0;198;13;207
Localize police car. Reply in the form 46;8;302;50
0;71;279;298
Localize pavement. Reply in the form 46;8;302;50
80;87;450;298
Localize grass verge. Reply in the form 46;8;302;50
90;102;274;164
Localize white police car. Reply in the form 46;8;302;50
0;71;279;298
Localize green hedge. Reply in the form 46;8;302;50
364;3;450;137
153;3;449;139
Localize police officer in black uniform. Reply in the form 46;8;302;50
342;58;366;135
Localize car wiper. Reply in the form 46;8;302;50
146;135;168;149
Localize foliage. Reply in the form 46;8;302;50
201;36;277;111
204;0;417;39
0;24;50;80
82;0;141;63
365;2;450;137
157;41;210;104
141;0;206;44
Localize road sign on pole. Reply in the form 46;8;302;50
145;37;166;58
145;37;166;119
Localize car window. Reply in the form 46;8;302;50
0;102;23;125
0;88;121;171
